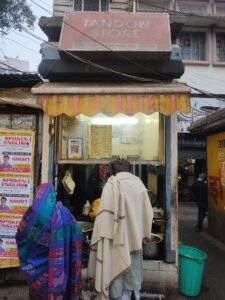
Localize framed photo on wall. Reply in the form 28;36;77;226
68;138;82;159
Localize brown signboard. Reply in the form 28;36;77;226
59;12;171;52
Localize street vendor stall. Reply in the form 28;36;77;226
32;81;191;293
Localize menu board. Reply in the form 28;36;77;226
90;125;112;158
0;129;34;268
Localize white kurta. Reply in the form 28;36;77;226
88;172;153;299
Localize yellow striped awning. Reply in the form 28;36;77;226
33;83;191;117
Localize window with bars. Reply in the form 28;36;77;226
216;32;225;62
135;0;169;12
215;2;225;15
74;0;109;11
178;1;208;14
179;32;206;61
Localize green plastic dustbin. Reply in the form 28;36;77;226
178;245;207;297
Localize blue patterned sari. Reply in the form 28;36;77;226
16;183;83;300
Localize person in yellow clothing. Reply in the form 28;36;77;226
88;159;153;300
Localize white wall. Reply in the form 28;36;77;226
179;65;225;95
177;64;225;132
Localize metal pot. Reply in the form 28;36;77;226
143;234;163;260
78;221;93;233
153;219;165;233
78;221;94;268
78;221;93;240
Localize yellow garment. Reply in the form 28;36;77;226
88;172;153;299
89;198;101;219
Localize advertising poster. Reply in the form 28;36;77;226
207;133;225;211
0;129;34;268
68;138;82;159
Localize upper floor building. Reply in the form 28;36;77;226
0;57;30;74
47;0;225;69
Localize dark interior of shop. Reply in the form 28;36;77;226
57;163;166;266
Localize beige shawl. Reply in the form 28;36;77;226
88;172;153;299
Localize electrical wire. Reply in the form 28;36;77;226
29;0;225;100
30;0;171;82
2;37;39;54
11;30;41;45
22;26;162;82
134;0;225;24
30;0;52;15
0;60;43;83
3;0;225;101
22;22;225;101
36;0;53;10
0;61;24;73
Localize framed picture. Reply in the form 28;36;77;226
68;138;82;159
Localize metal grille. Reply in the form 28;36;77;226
216;3;225;15
74;0;109;11
101;0;108;11
178;2;207;14
84;0;99;11
74;0;82;11
136;0;168;12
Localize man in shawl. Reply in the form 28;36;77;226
88;160;153;300
16;183;83;300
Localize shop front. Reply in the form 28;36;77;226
0;84;45;272
189;108;225;245
32;81;191;293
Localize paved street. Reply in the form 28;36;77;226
177;202;225;300
0;201;225;300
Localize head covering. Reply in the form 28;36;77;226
108;159;130;176
88;172;153;298
16;183;83;300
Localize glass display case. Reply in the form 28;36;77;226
58;112;164;163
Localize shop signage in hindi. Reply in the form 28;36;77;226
0;129;34;268
207;133;225;211
60;12;171;52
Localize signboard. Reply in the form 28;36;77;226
90;125;112;158
207;132;225;212
0;129;34;268
59;12;171;52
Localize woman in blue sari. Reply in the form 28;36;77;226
16;183;83;300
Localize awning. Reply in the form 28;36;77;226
32;82;191;117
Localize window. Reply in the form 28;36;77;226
60;113;163;162
136;0;169;12
74;0;109;11
215;1;225;15
179;32;206;61
178;1;208;14
216;32;225;62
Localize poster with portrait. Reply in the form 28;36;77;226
68;138;82;159
0;129;35;268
